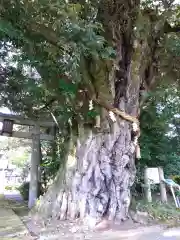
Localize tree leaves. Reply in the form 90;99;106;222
0;0;116;121
59;78;77;95
140;85;180;176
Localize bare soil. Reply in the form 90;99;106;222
7;199;158;240
6;193;180;240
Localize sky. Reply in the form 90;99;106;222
0;107;11;114
0;107;12;130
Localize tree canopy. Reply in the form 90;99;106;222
0;0;179;123
0;0;115;123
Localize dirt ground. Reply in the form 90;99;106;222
7;199;179;240
4;192;180;240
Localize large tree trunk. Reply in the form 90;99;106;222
35;119;138;228
34;0;159;229
34;61;141;228
74;123;137;226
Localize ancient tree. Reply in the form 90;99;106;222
0;0;179;228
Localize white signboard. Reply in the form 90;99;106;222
146;168;160;184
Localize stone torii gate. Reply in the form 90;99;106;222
0;112;55;208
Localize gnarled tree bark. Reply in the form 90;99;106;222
35;119;137;228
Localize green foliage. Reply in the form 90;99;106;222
137;200;180;222
0;0;178;123
18;182;43;200
40;134;72;189
10;151;29;169
0;135;30;153
18;182;29;201
5;185;17;191
133;85;180;196
139;85;180;177
172;175;180;185
87;109;99;118
0;0;115;120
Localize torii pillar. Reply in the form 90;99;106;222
0;168;5;198
28;125;41;209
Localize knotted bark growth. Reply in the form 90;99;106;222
74;122;136;224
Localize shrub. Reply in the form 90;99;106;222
136;200;180;222
5;185;19;191
18;182;29;201
5;185;13;190
18;182;43;201
172;175;180;185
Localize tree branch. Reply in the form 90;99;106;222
93;98;139;124
33;94;139;125
26;22;62;49
32;98;57;111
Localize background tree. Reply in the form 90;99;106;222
140;85;180;174
133;84;180;195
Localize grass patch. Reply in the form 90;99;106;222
135;200;180;226
5;185;19;191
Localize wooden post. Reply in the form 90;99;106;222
158;167;167;203
28;125;41;209
144;167;152;203
170;186;178;207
